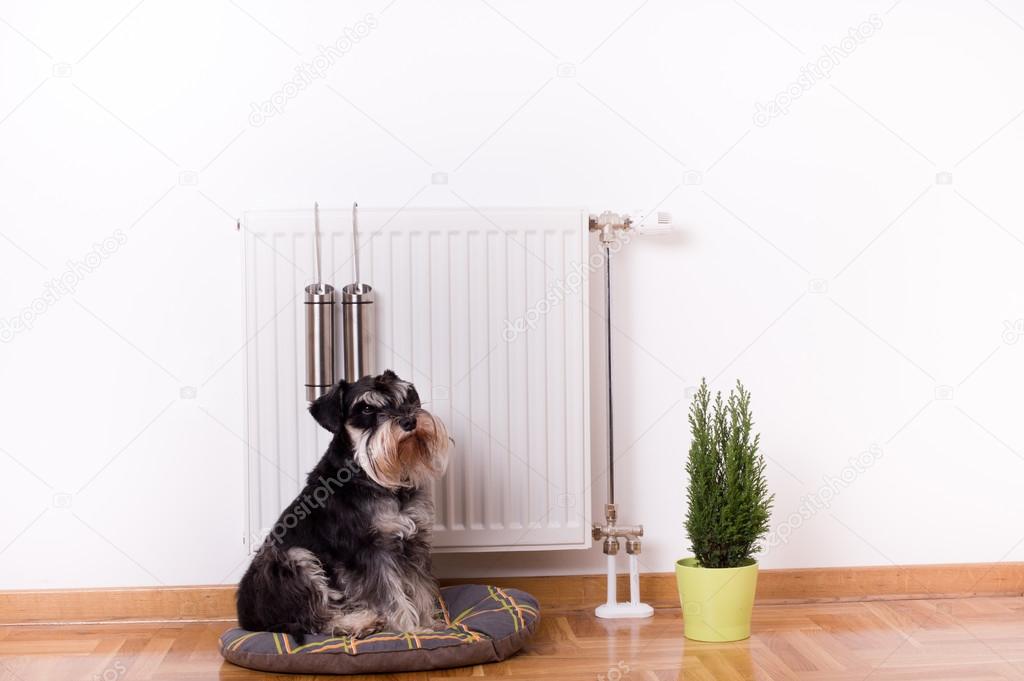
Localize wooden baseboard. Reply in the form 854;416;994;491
4;562;1024;625
451;562;1024;611
0;585;238;626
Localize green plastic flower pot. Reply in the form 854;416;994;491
675;557;758;642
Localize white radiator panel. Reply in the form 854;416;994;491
242;208;591;552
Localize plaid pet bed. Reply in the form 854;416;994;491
220;584;540;675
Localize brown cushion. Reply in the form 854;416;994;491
219;584;539;675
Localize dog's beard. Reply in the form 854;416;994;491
348;412;449;489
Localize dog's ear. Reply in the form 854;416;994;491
309;380;348;433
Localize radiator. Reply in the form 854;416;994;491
241;208;592;552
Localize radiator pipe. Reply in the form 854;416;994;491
629;553;640;606
604;243;614;506
589;211;653;619
606;554;616;607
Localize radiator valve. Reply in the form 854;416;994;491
592;503;643;555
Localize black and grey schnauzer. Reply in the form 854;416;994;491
236;370;450;640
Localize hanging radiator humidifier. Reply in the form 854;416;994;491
589;209;676;619
305;203;336;402
341;202;375;381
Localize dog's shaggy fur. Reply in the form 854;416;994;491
236;370;450;640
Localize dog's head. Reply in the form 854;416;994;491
309;370;450;489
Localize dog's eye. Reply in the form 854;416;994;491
360;405;374;415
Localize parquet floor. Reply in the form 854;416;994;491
4;597;1024;680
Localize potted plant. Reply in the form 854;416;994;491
676;379;773;642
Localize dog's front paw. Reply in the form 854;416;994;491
327;609;386;638
349;618;386;639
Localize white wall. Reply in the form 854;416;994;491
2;0;1024;589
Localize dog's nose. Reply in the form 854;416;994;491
398;416;416;432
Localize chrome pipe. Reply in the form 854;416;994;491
605;244;614;505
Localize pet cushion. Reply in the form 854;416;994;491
219;584;539;675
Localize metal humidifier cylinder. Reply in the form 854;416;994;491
340;282;375;381
304;283;336;402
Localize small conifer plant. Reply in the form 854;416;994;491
685;379;773;569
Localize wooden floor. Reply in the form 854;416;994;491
4;597;1024;680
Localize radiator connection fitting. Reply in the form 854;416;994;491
591;503;653;619
588;211;633;246
592;503;643;555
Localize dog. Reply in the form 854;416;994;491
236;370;450;641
